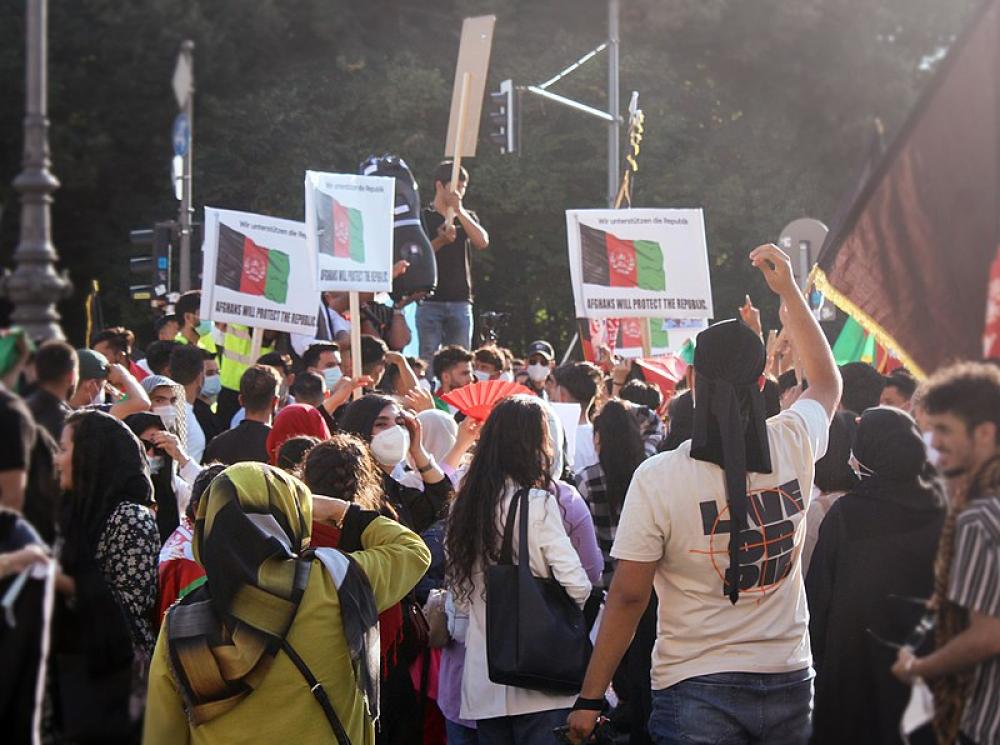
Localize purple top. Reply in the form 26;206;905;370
552;479;604;587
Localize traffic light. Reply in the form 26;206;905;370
487;79;518;155
129;221;173;302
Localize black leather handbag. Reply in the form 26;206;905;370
486;488;592;693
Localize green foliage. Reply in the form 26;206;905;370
0;0;981;353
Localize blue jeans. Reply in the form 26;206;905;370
476;707;570;745
417;300;473;360
445;718;478;744
648;669;813;745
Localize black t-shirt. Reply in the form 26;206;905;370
422;207;479;303
0;386;35;472
203;420;271;466
25;388;70;443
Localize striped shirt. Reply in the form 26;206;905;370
948;495;1000;744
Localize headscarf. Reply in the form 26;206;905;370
266;403;331;465
851;406;943;509
124;412;178;543
141;374;188;449
166;463;380;725
689;320;772;604
60;411;153;571
416;410;458;463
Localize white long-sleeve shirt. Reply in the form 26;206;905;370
458;485;592;721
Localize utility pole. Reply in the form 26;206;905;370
607;0;620;207
0;0;71;341
173;40;195;292
521;0;624;207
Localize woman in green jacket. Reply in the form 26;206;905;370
143;462;431;745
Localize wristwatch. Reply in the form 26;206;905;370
417;458;437;474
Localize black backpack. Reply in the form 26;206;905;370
359;154;437;302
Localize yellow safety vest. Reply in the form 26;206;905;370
174;332;218;355
219;324;273;391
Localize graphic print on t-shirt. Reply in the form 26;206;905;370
693;479;804;599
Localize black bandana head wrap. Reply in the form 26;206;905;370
690;319;773;604
851;406;944;510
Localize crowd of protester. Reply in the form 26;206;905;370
0;243;997;745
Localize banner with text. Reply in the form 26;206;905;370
567;208;713;319
199;207;319;335
305;170;394;293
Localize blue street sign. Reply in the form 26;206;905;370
172;113;190;157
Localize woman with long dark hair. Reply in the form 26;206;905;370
446;395;591;743
577;399;647;588
52;410;160;743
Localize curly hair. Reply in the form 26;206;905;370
445;395;553;603
277;436;322;473
300;433;389;514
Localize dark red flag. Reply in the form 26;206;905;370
813;0;1000;377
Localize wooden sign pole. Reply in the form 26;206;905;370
445;72;472;226
249;326;264;366
349;291;363;400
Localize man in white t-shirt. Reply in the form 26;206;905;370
567;245;842;745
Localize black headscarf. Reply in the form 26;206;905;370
340;393;396;443
690;320;772;604
125;412;177;543
851;406;944;510
60;411;153;572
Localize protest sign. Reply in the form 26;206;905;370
567;208;713;319
584;317;707;360
199;207;318;335
305;171;394;293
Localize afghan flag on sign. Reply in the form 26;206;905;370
580;224;666;291
216;223;291;304
333;199;365;262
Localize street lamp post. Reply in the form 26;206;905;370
0;0;71;341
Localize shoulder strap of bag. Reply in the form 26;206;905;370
499;488;527;564
517;487;532;572
281;637;352;745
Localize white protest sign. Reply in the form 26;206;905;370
567;208;714;319
199;207;319;335
305;171;394;293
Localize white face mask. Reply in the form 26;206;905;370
148;455;166;475
473;370;492;383
499;371;514;383
90;382;105;406
527;363;550;383
152;405;177;431
922;430;940;468
418;378;434;393
370;425;410;467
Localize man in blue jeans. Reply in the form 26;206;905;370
566;244;842;745
417;161;489;361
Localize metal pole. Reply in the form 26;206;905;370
0;0;71;341
179;40;194;292
607;0;620;207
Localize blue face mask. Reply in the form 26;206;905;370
201;374;222;401
195;320;213;337
323;366;343;391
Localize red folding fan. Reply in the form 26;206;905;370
440;380;534;421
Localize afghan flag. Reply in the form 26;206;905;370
580;224;666;291
812;0;1000;377
833;316;903;373
216;223;290;304
332;199;365;262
